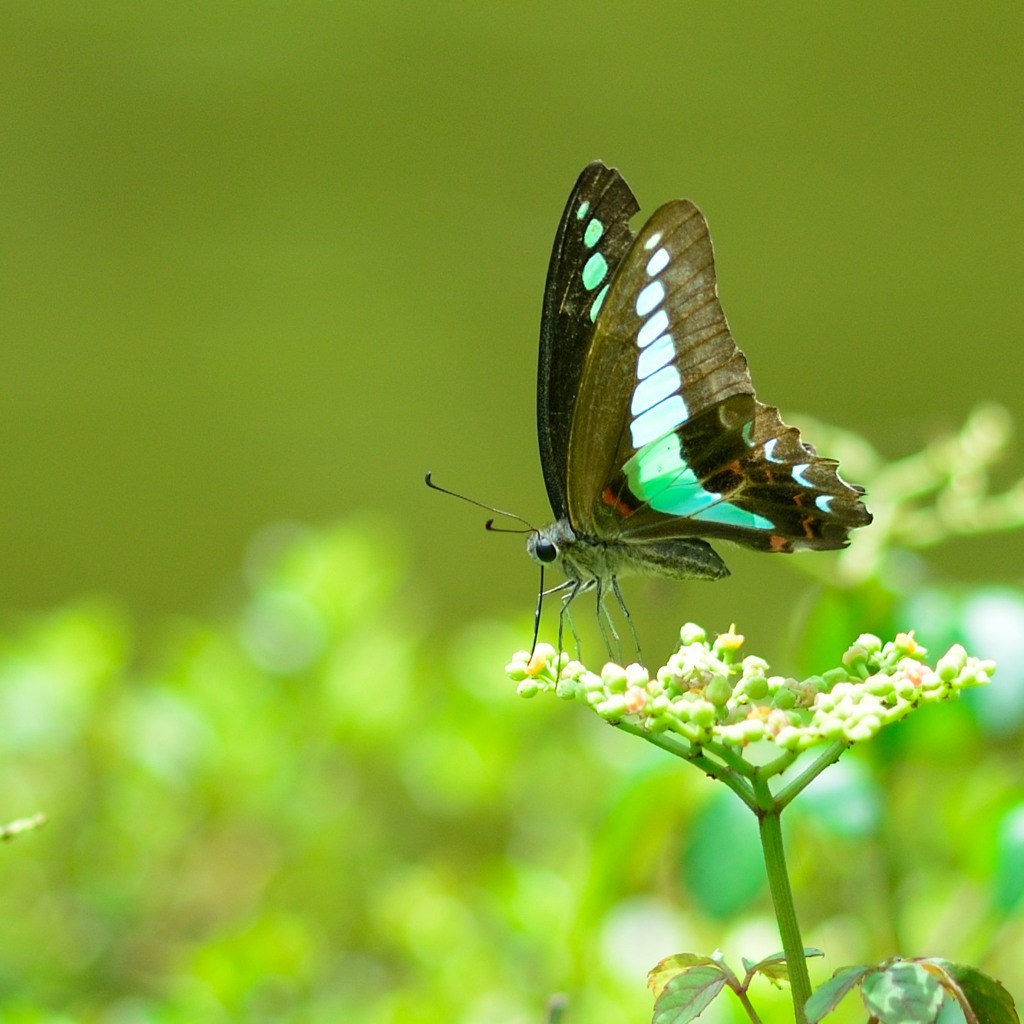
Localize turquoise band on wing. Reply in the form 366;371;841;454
624;433;774;529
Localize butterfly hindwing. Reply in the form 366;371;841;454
538;162;639;520
563;194;871;552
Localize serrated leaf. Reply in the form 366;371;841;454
648;954;721;999
653;965;728;1024
925;959;1020;1024
862;961;943;1024
805;965;873;1023
745;948;824;986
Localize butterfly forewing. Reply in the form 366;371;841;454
564;196;871;552
538;162;639;520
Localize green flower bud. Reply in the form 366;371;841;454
562;659;584;679
516;679;540;698
846;721;877;743
648;694;670;717
822;667;849;687
743;675;769;700
739;718;766;742
936;644;968;681
602;663;628;693
893;676;919;701
679;622;707;645
821;716;846;740
865;674;895;697
705;675;733;707
625;663;650;688
842;645;871;672
854;633;883;655
596;695;628;720
772;687;797;710
555;677;578;701
776;728;802;750
689;700;717;727
802;674;827;695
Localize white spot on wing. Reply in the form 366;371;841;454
631;365;681;416
630;395;688;448
645;247;670;277
792;463;814;488
637;334;675;379
637;309;669;348
635;280;664;317
644;231;663;250
764;437;784;463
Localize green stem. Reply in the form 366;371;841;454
734;985;765;1024
772;741;848;810
615;721;757;809
756;797;811;1023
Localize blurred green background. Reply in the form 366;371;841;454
1;4;1023;1022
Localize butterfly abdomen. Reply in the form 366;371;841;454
529;519;729;584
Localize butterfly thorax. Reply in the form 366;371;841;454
528;518;731;585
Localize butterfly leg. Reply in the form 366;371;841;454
610;578;644;668
593;579;625;665
533;568;579;667
558;581;585;664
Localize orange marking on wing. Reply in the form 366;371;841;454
800;515;815;539
769;535;790;552
602;487;637;518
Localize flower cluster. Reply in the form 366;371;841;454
506;625;994;752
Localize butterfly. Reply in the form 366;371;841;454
529;161;872;653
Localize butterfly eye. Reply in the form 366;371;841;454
534;537;558;563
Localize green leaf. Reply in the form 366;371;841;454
652;965;728;1024
862;961;943;1024
743;948;824;987
648;953;721;1000
926;959;1020;1024
805;965;872;1023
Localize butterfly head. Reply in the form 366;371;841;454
526;519;576;569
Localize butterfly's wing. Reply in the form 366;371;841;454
566;198;872;553
538;161;639;521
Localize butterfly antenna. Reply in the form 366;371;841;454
424;472;534;531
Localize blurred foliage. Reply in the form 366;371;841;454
0;518;691;1021
2;401;1024;1023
